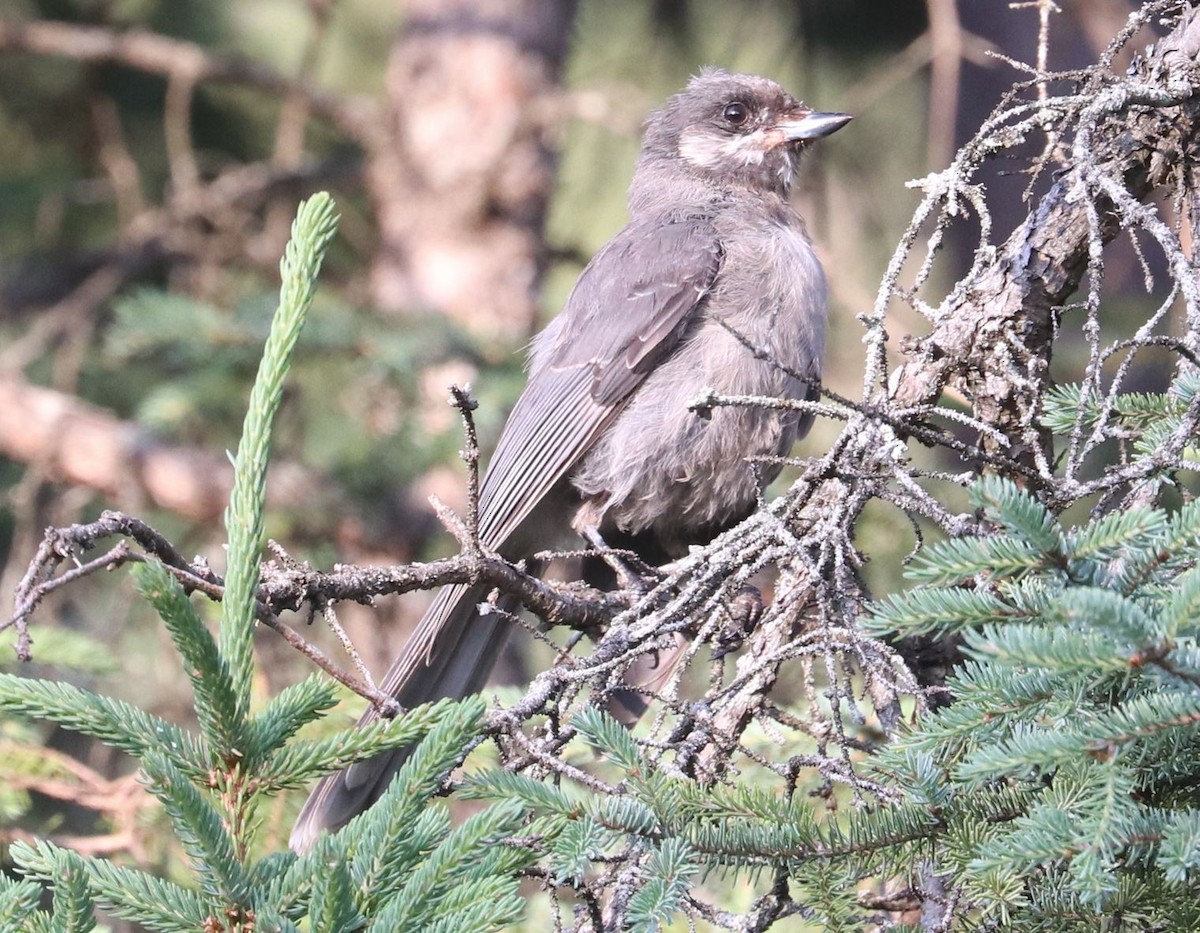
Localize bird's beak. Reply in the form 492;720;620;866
778;110;853;141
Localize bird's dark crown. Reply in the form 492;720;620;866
638;69;817;197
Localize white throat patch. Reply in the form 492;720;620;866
679;127;769;171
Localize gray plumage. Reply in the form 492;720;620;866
290;68;850;851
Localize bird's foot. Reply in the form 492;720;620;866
711;584;764;659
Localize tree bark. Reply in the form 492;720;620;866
366;0;578;339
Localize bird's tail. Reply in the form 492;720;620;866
288;582;513;852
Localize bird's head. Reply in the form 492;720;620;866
638;69;850;197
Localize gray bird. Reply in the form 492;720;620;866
291;68;850;850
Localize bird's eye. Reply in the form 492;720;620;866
722;102;750;126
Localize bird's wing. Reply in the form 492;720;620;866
475;215;723;549
292;218;721;848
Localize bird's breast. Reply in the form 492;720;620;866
570;208;829;549
707;211;826;386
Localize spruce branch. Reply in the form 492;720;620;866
220;191;339;726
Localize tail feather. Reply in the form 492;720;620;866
607;633;687;725
289;583;514;851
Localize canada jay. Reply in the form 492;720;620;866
291;68;849;849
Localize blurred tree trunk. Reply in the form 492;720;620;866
367;0;577;339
